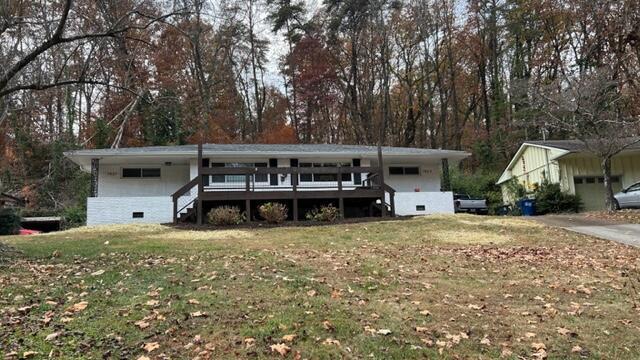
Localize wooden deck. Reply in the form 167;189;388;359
172;144;395;224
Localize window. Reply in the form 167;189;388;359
210;162;268;183
586;177;595;184
389;166;420;175
416;205;426;211
132;212;144;218
122;168;160;178
298;162;352;182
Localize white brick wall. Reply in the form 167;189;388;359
392;191;454;216
87;197;173;225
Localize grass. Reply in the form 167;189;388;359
1;214;639;359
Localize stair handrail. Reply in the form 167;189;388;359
172;177;199;223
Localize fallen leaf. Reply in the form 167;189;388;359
270;343;290;356
23;351;39;358
143;342;160;353
91;270;105;276
307;290;317;297
556;327;571;336
322;320;334;331
282;334;297;342
145;300;159;307
531;342;546;350
415;326;429;333
45;332;60;341
190;311;208;318
135;320;150;329
377;329;392;335
480;336;491;346
468;304;485;310
136;357;150;360
524;332;537;338
322;338;340;345
188;299;200;305
419;310;431;316
571;345;583;353
67;301;88;313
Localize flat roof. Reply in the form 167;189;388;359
65;143;471;169
65;143;470;157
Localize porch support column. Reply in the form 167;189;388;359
245;174;251;222
441;158;451;191
292;169;298;221
338;167;344;219
90;158;99;197
197;143;204;225
377;145;387;217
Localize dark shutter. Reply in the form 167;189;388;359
269;158;278;185
202;158;210;186
290;159;298;186
352;159;361;185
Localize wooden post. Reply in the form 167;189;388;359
338;167;344;219
197;143;203;225
245;174;251;222
377;145;387;217
90;158;99;197
441;158;451;191
173;198;178;224
292;168;298;221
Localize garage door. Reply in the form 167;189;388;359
574;176;622;211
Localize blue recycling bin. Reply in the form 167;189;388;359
520;199;536;216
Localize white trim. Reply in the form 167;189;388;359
496;143;571;185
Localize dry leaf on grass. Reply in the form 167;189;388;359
135;320;150;329
270;343;290;356
67;301;88;313
90;270;105;276
45;332;60;341
282;334;297;342
190;311;208;318
143;342;160;353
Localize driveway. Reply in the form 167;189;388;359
534;214;640;247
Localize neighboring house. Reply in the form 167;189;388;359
497;140;640;211
64;144;470;225
0;192;25;208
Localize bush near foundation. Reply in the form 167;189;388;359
306;204;340;222
207;206;246;226
258;202;288;224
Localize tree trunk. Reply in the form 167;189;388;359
601;156;616;212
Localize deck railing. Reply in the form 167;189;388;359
172;144;395;224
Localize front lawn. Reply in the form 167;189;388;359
1;215;639;359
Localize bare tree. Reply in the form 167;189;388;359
0;0;188;99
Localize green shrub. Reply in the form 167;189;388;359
306;204;340;222
62;205;86;229
207;206;246;226
258;202;288;224
0;208;21;235
533;181;582;214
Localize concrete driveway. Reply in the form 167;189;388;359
534;214;640;247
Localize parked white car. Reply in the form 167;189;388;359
614;182;640;209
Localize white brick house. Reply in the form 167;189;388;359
64;144;470;225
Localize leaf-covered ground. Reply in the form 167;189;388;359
1;215;639;359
